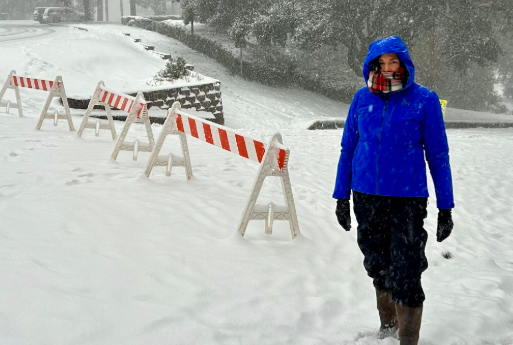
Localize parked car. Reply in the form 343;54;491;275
41;7;85;24
33;7;47;22
0;13;8;20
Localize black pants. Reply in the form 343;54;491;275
353;190;428;308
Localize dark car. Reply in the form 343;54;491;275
33;7;46;22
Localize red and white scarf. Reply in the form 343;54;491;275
367;67;406;93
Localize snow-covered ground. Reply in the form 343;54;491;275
1;21;513;345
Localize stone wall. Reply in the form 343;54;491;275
66;80;224;125
144;81;223;124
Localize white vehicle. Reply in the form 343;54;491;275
41;7;85;24
33;7;47;22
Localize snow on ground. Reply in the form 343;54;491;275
1;21;513;345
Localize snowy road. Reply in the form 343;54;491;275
1;20;513;345
0;21;56;43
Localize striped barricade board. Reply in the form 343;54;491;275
0;70;74;131
145;102;300;240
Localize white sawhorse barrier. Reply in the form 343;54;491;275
0;70;74;131
109;90;154;161
145;103;300;240
77;81;118;139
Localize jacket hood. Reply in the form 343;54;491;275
362;36;415;89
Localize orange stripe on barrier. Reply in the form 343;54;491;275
277;149;286;170
20;77;25;88
188;117;198;138
254;141;265;163
108;93;115;106
27;78;32;89
176;114;185;133
235;134;249;159
218;128;231;152
34;79;40;90
203;123;214;145
114;95;122;109
12;76;18;86
121;98;128;111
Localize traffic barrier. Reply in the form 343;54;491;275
77;81;118;139
0;70;74;131
110;89;155;161
145;102;300;239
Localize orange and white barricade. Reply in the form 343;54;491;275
77;81;118;139
145;102;300;239
0;70;74;131
106;89;154;160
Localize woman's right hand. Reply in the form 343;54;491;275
437;209;453;242
336;199;351;231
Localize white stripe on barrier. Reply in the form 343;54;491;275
244;135;259;163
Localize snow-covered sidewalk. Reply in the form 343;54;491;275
1;111;513;344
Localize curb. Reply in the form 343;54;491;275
308;120;513;130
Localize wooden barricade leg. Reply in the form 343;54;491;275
59;78;75;131
238;133;300;239
0;70;23;117
279;160;300;238
144;103;192;179
77;88;99;137
106;104;117;139
111;109;135;160
35;83;56;130
142;109;155;149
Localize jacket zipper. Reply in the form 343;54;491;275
376;100;388;195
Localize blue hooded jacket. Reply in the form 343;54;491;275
333;36;454;209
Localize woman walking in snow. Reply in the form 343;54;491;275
333;36;454;345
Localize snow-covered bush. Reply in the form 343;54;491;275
150;57;189;85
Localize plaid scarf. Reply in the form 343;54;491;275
367;67;406;93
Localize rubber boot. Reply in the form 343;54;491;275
375;288;398;339
396;304;423;345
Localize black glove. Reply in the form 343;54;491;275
336;199;351;231
437;209;453;242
